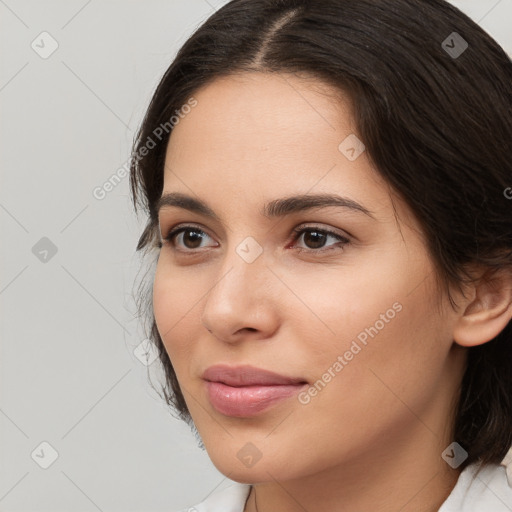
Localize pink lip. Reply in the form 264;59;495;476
202;364;307;386
202;365;308;417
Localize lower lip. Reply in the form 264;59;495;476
205;381;307;417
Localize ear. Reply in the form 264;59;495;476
453;267;512;347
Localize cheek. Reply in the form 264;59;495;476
280;307;445;477
284;257;406;351
305;289;446;430
152;260;200;365
290;259;445;407
152;263;173;339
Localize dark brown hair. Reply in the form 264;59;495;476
129;0;512;470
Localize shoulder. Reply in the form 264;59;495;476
174;482;252;512
439;461;512;511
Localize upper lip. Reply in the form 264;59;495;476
202;364;307;387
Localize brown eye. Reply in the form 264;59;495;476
163;226;216;251
301;230;328;249
178;229;205;249
291;226;350;253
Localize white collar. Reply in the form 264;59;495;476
500;444;512;487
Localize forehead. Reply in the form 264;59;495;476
167;71;354;151
164;72;377;191
160;72;422;238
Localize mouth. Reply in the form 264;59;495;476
202;364;308;417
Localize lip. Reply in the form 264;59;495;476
202;364;307;386
202;364;308;417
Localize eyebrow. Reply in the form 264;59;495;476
155;192;375;221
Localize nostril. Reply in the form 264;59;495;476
237;327;257;334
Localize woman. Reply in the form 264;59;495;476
129;0;512;510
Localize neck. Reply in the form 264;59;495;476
243;424;462;512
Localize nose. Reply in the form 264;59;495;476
200;242;280;344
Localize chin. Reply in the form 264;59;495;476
206;441;302;484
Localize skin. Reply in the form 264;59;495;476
152;72;512;512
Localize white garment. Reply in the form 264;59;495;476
177;456;512;512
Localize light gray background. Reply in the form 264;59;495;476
1;1;511;511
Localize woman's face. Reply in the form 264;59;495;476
153;72;466;482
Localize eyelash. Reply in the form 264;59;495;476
160;224;350;255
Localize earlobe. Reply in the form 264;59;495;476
452;268;512;348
